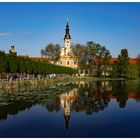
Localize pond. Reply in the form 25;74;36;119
0;80;140;138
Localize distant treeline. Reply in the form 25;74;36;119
1;40;140;79
41;41;140;78
0;51;77;79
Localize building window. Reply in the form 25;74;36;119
74;61;76;65
60;61;62;64
67;61;69;65
68;52;70;56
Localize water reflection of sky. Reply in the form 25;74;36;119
0;81;140;137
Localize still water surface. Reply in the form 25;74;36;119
0;80;140;137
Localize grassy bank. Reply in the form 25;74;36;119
0;76;140;91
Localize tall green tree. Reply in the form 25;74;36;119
86;41;99;76
6;54;18;74
115;49;130;77
41;43;61;62
73;41;112;77
73;43;88;69
101;48;112;77
137;54;140;77
17;56;26;74
0;51;7;73
25;59;33;75
96;45;112;77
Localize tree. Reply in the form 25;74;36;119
32;61;39;76
0;50;78;80
0;51;7;73
73;43;88;69
73;41;112;77
0;51;8;79
6;54;18;74
101;49;112;77
86;41;98;75
40;49;45;57
17;56;26;74
115;49;130;77
41;43;61;62
137;54;140;77
127;64;139;79
95;45;112;77
25;59;33;75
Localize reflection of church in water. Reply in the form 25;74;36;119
60;88;78;135
60;81;111;135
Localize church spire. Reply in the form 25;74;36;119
64;18;71;40
64;114;70;136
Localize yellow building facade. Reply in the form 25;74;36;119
58;19;78;69
9;45;17;55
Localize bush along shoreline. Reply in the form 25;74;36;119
1;76;140;91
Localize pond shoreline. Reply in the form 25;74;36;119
0;76;140;91
0;77;140;137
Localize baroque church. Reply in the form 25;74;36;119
58;19;78;69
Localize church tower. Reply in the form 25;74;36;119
9;45;17;55
64;18;71;56
58;18;78;68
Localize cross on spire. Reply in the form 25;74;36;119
64;18;71;40
66;17;69;22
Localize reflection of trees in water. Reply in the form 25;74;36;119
72;81;111;115
72;96;109;115
77;81;112;96
42;96;61;112
0;80;140;122
42;81;140;112
0;83;76;121
75;80;140;110
0;92;37;120
112;81;128;108
0;100;33;121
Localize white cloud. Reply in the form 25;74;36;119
0;32;12;36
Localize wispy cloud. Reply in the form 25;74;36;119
22;31;33;34
0;32;12;36
118;28;124;33
0;31;33;37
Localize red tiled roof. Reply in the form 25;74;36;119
19;55;53;62
129;58;138;64
29;57;52;61
19;55;138;64
111;58;138;64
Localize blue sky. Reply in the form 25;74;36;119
0;2;140;57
